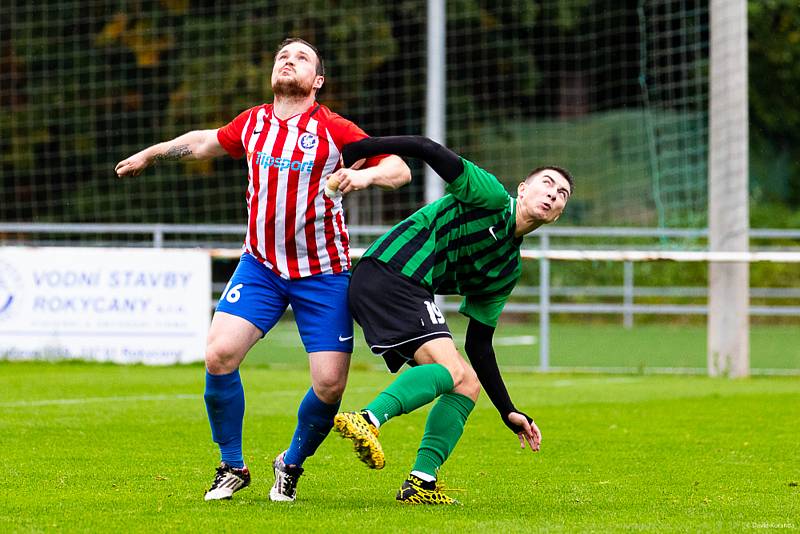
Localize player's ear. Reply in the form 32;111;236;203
313;76;324;90
517;181;526;197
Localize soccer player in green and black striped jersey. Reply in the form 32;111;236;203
331;136;573;505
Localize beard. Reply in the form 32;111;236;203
272;75;315;99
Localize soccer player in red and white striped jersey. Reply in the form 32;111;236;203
115;38;410;502
216;85;387;279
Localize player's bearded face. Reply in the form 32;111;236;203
271;43;322;98
272;75;315;98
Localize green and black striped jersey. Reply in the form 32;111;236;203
363;158;522;327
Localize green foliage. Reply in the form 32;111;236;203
469;110;707;227
4;0;800;223
749;0;800;204
749;0;800;140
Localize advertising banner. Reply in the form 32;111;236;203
0;247;210;364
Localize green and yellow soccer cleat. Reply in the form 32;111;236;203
395;475;460;505
333;411;385;469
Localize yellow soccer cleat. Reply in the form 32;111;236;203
395;475;460;505
333;411;385;469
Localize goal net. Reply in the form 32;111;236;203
1;1;708;235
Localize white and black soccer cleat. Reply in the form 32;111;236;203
204;461;251;501
269;451;304;502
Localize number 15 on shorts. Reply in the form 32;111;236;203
423;300;445;324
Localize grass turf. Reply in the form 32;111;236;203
1;358;798;532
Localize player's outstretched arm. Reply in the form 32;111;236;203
341;136;464;183
115;129;228;177
464;318;541;452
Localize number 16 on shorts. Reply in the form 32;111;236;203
220;281;244;304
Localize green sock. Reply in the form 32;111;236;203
412;392;475;478
365;363;454;425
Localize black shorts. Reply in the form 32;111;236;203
349;258;452;372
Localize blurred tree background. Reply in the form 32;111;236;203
748;0;800;228
0;0;797;229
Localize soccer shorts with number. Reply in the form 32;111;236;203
216;253;354;353
349;257;451;372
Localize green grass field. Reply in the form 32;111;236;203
2;321;799;532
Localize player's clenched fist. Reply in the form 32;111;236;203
324;176;341;198
327;168;375;196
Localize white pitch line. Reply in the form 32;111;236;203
0;393;198;408
265;332;536;347
0;386;385;408
494;335;537;346
550;377;642;387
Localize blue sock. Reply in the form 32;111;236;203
204;369;245;468
283;387;340;467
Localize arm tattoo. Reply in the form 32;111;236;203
153;144;193;162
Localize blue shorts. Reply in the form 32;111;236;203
216;253;353;353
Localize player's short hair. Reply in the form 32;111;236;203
525;165;574;195
275;37;325;77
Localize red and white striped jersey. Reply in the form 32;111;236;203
217;102;385;279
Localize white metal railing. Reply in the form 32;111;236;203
3;223;800;371
4;222;800;244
